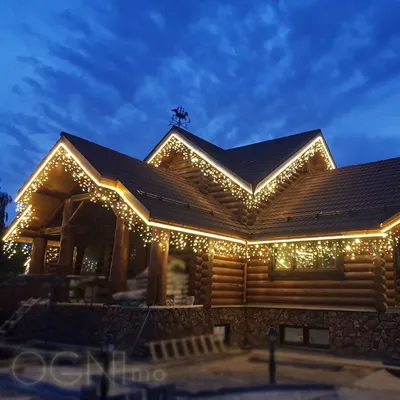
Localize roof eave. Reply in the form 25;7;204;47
254;133;336;194
146;128;253;193
247;228;386;245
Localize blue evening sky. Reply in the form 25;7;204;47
1;0;400;215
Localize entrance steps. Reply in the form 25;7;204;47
147;333;228;363
0;297;41;338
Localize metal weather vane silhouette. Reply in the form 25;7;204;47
169;106;191;129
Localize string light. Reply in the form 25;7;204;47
4;140;397;265
45;246;60;264
149;136;334;208
3;206;34;257
248;236;396;264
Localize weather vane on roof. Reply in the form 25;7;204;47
169;106;191;129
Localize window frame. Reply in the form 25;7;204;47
280;325;330;349
269;242;344;281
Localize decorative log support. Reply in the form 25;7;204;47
57;199;74;275
146;228;170;306
373;256;387;312
200;252;213;308
29;237;47;274
109;216;130;294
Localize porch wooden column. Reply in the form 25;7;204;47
109;216;130;294
29;237;47;274
57;199;74;275
146;228;170;306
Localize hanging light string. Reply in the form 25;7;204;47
6;146;247;258
149;136;334;208
248;235;396;261
5;146;396;261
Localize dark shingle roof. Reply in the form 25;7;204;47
251;157;400;238
62;132;246;237
222;130;322;185
154;126;322;186
62;130;400;240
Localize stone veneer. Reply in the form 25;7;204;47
13;304;400;359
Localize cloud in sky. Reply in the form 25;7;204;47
1;0;400;215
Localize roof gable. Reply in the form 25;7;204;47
146;126;335;193
61;132;246;236
251;157;400;238
222;130;324;185
6;129;400;244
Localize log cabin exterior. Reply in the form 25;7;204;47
3;126;400;356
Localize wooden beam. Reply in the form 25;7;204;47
20;229;39;238
146;228;170;306
69;201;86;223
36;188;68;200
40;226;61;236
30;237;47;274
57;199;74;275
70;193;91;203
42;201;65;229
109;216;130;294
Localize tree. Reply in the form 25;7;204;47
0;185;12;232
0;184;25;281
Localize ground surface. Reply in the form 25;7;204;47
0;348;400;398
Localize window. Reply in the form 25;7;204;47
280;325;329;348
271;242;343;279
213;324;230;345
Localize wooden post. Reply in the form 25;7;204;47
373;256;388;312
146;228;170;306
74;244;86;276
57;199;74;275
200;243;214;308
109;216;130;294
30;237;47;274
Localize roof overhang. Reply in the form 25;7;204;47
381;212;400;233
254;134;336;194
3;131;393;249
247;230;387;245
4;136;245;246
146;129;253;193
146;129;336;198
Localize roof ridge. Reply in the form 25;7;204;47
303;154;400;174
226;129;321;151
61;131;143;162
337;155;400;170
172;125;224;151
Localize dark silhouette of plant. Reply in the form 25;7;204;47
0;184;12;233
0;183;24;281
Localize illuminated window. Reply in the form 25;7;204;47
273;242;341;272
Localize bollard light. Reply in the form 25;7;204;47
267;327;277;343
99;333;114;400
267;327;277;384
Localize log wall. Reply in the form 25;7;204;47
211;254;245;306
246;252;397;309
165;155;249;222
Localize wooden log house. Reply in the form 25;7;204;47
3;126;400;350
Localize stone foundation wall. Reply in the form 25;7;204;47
210;307;400;359
13;304;400;359
13;305;212;353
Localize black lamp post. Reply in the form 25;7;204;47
99;333;114;400
267;327;277;384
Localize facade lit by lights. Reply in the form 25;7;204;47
2;126;400;315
